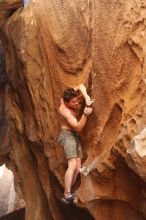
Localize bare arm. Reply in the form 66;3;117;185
74;84;89;99
66;111;88;132
59;106;92;132
74;84;93;106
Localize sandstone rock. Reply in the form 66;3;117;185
0;0;146;220
0;0;23;29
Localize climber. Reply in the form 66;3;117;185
58;84;93;204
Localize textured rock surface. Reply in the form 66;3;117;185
0;41;24;217
0;0;146;220
0;0;22;29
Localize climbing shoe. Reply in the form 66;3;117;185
61;192;74;204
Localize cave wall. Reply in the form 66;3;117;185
0;0;146;220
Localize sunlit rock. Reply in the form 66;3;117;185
0;165;24;217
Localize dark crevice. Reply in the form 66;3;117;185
0;42;7;89
0;42;9;154
0;208;25;220
49;170;94;220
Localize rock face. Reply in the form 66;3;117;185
0;0;22;29
0;0;146;220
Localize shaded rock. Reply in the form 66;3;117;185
0;42;10;160
0;0;23;30
126;128;146;183
0;42;7;88
0;208;25;220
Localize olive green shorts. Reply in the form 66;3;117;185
58;129;83;160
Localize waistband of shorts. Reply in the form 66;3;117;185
61;128;79;135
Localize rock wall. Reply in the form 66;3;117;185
0;0;146;220
0;0;23;29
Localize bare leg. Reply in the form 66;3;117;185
71;158;81;188
64;158;77;197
